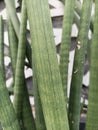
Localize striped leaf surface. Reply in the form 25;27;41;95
13;0;27;120
26;0;69;130
0;15;21;130
60;0;75;101
68;0;92;130
4;0;32;67
86;1;98;130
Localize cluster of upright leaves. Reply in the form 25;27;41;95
0;0;98;130
8;0;36;129
0;0;36;130
0;15;21;130
1;0;70;129
4;0;32;67
60;0;97;130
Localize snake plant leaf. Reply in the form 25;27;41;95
59;0;75;101
4;0;19;38
74;1;82;17
0;72;21;130
13;1;36;129
7;17;18;78
33;75;46;130
22;84;36;130
0;15;21;130
73;1;94;33
26;0;69;130
8;17;31;74
4;0;32;67
86;1;98;130
68;0;92;130
0;15;5;80
13;0;27;120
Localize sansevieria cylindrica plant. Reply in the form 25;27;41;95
0;0;98;130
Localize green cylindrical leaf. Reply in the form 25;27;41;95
8;17;18;78
13;0;27;119
26;0;69;130
33;76;46;130
60;0;75;101
86;1;98;130
4;0;20;37
22;84;36;130
68;0;92;130
0;16;5;80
